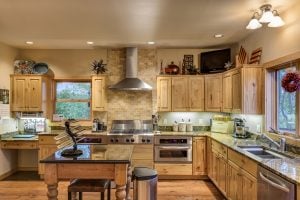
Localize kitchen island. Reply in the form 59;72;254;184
40;144;133;200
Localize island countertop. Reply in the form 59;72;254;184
40;144;133;164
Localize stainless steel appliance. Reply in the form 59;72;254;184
258;166;295;200
108;120;154;144
154;135;192;163
233;118;249;138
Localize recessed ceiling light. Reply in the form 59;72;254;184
87;41;94;45
147;41;155;45
25;41;34;45
214;34;224;38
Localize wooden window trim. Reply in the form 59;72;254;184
53;79;92;122
265;59;300;136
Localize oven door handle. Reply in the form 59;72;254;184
157;146;191;150
259;172;290;193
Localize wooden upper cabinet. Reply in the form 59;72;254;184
172;77;188;111
205;74;222;112
92;76;107;111
157;77;172;111
222;72;233;112
11;75;51;116
189;76;205;111
221;65;263;114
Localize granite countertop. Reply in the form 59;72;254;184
154;131;208;136
40;144;133;164
38;130;108;136
0;131;38;141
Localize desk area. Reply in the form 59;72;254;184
41;144;133;200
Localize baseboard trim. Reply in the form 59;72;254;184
0;169;17;180
158;175;209;180
17;167;38;171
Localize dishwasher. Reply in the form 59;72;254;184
258;166;295;200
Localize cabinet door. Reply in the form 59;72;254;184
11;76;27;111
242;170;257;200
157;77;172;111
192;137;206;175
242;68;263;114
222;72;232;113
211;150;218;184
92;76;107;111
189;76;205;111
232;70;242;113
227;161;242;200
207;138;212;178
172;77;188;111
27;77;42;111
218;157;227;196
205;75;222;111
38;145;57;175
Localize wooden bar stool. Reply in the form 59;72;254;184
68;179;111;200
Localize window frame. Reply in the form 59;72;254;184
53;79;92;121
265;60;300;136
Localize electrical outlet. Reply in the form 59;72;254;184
256;124;261;133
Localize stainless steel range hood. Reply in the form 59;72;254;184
109;47;152;91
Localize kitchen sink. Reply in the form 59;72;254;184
237;146;286;159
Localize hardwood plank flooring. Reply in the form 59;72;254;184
0;180;224;200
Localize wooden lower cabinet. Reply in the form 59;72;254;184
242;170;257;200
154;163;193;176
211;149;227;196
1;140;38;149
131;144;153;170
192;137;206;175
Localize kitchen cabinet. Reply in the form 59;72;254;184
91;75;107;111
154;163;193;176
157;76;204;112
222;65;263;114
205;74;222;112
10;74;52;118
131;144;153;170
210;140;227;196
207;137;212;178
227;148;257;200
192;137;206;175
38;135;57;176
1;140;38;149
157;77;172;111
172;77;189;111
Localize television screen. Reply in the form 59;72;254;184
200;48;231;73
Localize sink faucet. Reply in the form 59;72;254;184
260;133;286;152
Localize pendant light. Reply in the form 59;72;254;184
259;4;274;23
268;10;285;27
246;12;262;29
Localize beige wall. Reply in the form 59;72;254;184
240;1;300;63
0;42;19;176
18;48;108;77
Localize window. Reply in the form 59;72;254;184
276;67;296;133
55;81;91;120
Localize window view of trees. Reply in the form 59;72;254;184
277;67;296;133
55;82;91;120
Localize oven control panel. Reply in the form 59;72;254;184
108;135;153;144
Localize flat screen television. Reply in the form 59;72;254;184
200;48;231;73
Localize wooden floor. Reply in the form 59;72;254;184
0;180;224;200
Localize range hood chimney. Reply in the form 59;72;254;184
109;47;152;91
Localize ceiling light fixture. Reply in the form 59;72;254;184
214;34;224;38
246;4;285;30
87;41;94;45
147;41;155;45
26;41;34;45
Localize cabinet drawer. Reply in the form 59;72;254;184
39;135;56;145
155;163;192;175
132;145;153;160
1;141;38;149
212;140;227;158
228;148;257;177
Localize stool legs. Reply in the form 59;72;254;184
79;192;82;200
107;181;111;200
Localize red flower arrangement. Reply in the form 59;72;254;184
281;72;300;93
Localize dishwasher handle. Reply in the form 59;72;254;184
259;172;290;193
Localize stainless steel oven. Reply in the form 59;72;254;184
154;136;192;163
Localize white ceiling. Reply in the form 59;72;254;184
0;0;297;49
